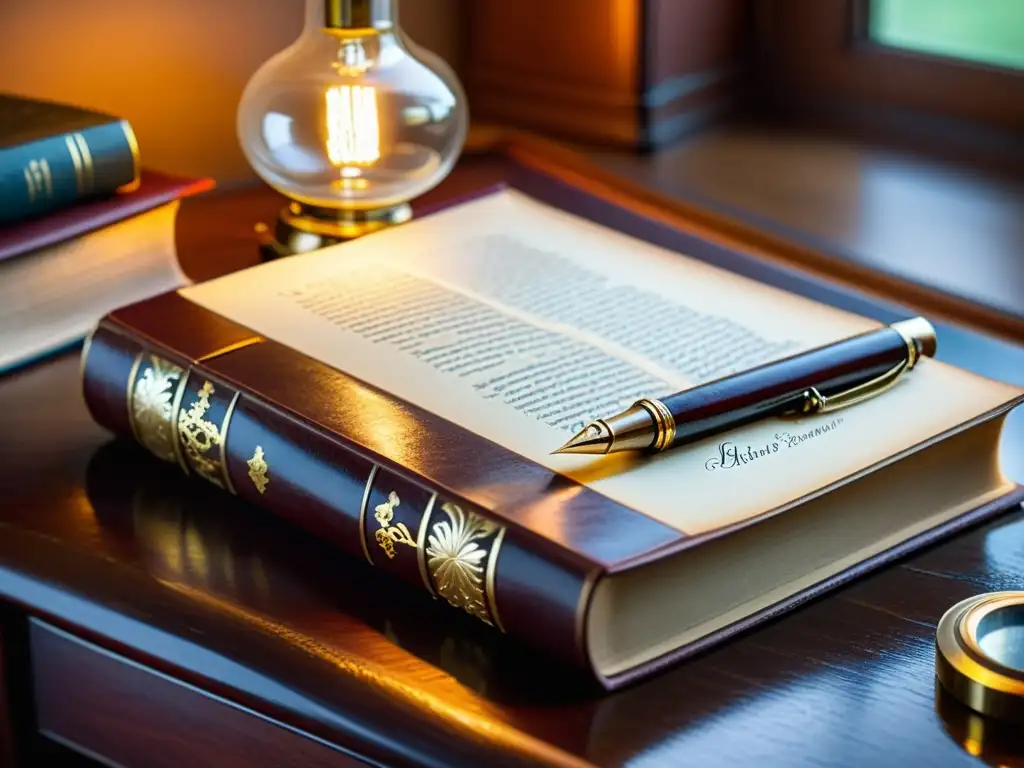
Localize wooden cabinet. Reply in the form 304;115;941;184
30;621;366;768
465;0;748;148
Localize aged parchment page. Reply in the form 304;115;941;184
181;189;1020;534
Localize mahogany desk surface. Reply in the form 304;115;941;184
1;155;1023;767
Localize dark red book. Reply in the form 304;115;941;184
1;171;213;373
80;163;1023;689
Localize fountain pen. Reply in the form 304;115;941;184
553;317;937;456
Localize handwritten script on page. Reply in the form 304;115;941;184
181;190;1018;534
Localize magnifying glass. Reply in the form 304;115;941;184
936;591;1024;723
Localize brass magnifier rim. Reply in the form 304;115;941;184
935;591;1024;723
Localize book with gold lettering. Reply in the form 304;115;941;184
80;166;1024;689
0;93;139;224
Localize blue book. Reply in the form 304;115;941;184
0;94;139;225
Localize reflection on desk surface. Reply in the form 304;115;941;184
2;351;1024;766
935;681;1024;768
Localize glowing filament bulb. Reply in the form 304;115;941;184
325;85;381;169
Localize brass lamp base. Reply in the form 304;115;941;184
255;201;413;260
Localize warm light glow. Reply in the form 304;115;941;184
184;523;210;583
325;85;381;168
963;716;985;756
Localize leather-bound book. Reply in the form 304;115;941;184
81;180;1024;689
0;94;139;224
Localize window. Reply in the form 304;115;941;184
869;0;1024;72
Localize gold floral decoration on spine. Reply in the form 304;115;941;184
373;491;417;559
178;381;225;488
131;354;184;464
426;503;500;626
247;446;269;494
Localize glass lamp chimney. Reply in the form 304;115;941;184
237;0;468;257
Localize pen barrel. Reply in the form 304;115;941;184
662;326;913;448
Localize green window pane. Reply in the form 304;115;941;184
870;0;1024;72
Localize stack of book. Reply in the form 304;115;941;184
0;93;212;373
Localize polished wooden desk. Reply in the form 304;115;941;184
2;152;1023;767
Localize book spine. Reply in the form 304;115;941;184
0;120;139;225
81;322;595;672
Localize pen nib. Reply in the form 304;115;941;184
552;421;612;455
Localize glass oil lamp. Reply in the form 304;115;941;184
237;0;468;257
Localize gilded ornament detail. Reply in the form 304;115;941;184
131;355;184;463
373;491;417;559
247;446;269;494
426;503;499;625
178;380;225;487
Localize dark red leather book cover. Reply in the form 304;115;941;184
0;170;214;262
79;158;1024;690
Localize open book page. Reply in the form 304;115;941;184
180;189;1021;534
